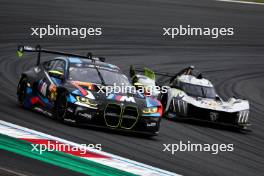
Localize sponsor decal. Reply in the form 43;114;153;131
147;122;157;127
209;112;218;121
107;94;136;103
78;112;92;119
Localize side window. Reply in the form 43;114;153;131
43;60;56;71
52;60;65;74
173;79;181;89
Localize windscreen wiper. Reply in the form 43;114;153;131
94;66;106;86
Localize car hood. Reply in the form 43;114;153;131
66;81;161;108
170;88;249;113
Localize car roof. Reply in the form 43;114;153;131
54;56;120;71
178;75;213;87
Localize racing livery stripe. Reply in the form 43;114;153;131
0;120;180;176
70;81;88;96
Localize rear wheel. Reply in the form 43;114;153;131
55;92;68;122
17;77;28;106
160;93;168;116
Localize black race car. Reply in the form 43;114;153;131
16;45;163;135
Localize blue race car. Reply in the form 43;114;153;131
16;45;163;136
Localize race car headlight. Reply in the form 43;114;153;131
76;96;97;106
142;107;158;114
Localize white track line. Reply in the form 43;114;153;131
0;120;181;176
0;166;29;176
216;0;264;5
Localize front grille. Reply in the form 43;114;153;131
104;104;121;127
188;104;238;124
120;106;139;129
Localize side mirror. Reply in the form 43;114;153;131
48;70;64;80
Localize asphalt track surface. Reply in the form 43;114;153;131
0;0;264;175
0;150;84;176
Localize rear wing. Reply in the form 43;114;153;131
130;65;175;80
130;65;205;84
17;45;105;66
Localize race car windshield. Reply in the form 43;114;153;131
179;82;216;99
69;66;131;86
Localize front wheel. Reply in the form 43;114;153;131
160;93;168;116
54;92;68;122
17;77;28;106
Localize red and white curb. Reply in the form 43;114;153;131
0;120;181;176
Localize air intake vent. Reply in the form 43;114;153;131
120;106;138;129
104;104;121;127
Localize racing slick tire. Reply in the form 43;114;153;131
159;92;168;117
54;91;68;122
17;76;28;107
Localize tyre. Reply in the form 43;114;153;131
54;91;68;122
160;93;168;116
17;77;28;106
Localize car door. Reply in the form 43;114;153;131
38;59;66;105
